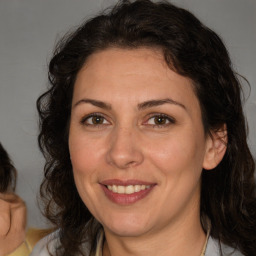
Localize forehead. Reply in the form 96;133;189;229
73;47;199;113
78;48;170;86
84;47;165;71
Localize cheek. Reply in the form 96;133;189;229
69;135;102;208
145;129;206;178
69;133;105;182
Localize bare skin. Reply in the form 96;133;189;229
69;47;227;256
0;193;26;256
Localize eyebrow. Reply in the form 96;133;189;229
73;99;112;110
73;98;186;111
137;98;186;110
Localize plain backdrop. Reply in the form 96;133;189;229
0;0;255;228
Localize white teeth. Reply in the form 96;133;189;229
117;185;125;193
125;185;134;194
106;184;151;194
112;185;118;193
134;185;141;192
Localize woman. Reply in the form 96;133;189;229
0;143;50;256
32;0;256;255
0;143;26;255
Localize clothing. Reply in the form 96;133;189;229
205;237;243;256
30;230;244;256
7;228;52;256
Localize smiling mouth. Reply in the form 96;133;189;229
106;184;151;194
100;179;155;204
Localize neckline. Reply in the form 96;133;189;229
95;227;211;256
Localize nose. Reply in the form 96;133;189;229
106;126;144;169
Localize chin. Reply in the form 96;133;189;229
102;214;150;237
106;225;148;237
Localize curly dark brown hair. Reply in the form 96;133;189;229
0;143;16;192
37;0;256;255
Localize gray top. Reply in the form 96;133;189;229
30;230;243;256
205;236;243;256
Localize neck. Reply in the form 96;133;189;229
103;212;206;256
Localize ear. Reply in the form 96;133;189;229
203;124;228;170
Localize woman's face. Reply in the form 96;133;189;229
69;48;213;238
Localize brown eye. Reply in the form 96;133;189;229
154;116;168;125
91;116;104;125
81;114;109;126
146;114;175;127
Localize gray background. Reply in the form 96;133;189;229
0;0;255;228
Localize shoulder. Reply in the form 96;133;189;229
29;230;60;256
29;229;93;256
6;228;52;256
205;236;244;256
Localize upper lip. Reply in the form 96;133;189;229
100;179;155;186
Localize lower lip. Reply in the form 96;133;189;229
101;185;155;205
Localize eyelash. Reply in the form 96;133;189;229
80;113;176;128
145;114;176;128
80;113;109;127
